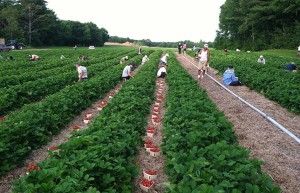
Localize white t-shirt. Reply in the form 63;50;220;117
78;66;88;78
161;55;168;63
122;65;131;77
157;67;166;77
32;55;39;60
142;56;149;63
199;50;208;61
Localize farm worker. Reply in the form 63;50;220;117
160;53;169;65
194;49;202;61
75;64;88;82
183;42;187;55
235;49;240;52
81;55;88;61
29;54;39;61
284;62;298;72
178;42;182;54
142;55;149;64
120;56;129;64
60;55;65;59
74;45;77;50
197;44;210;79
223;66;242;86
224;49;228;52
121;62;135;80
138;46;142;55
297;45;300;57
257;55;266;64
9;56;15;61
157;64;167;78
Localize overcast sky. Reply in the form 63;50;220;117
46;0;226;43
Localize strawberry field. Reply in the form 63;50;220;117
1;47;296;192
207;51;300;115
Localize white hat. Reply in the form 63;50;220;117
204;44;208;48
260;55;263;58
166;54;169;57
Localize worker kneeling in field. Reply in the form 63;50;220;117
121;62;135;81
257;55;266;64
75;64;88;82
29;54;39;61
120;56;129;64
284;62;298;72
223;66;242;86
157;64;167;78
160;53;169;65
142;55;149;64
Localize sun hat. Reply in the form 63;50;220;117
204;44;208;48
260;55;263;58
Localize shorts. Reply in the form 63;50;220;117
122;76;131;80
197;60;207;71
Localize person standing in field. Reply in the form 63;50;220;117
138;46;142;55
178;42;182;54
197;44;210;79
183;42;187;55
75;64;88;82
257;55;266;64
121;62;135;80
297;45;300;57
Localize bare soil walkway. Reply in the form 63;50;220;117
176;53;300;193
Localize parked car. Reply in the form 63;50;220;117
6;40;26;50
0;44;12;52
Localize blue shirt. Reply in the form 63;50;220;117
284;63;297;71
223;70;238;85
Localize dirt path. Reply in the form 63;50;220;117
176;53;300;193
134;77;169;193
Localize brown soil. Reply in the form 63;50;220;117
104;41;137;46
175;53;300;193
133;78;169;193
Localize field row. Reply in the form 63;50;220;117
7;49;280;192
189;50;300;114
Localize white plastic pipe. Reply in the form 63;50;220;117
183;56;300;144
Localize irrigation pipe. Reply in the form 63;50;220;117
183;55;300;144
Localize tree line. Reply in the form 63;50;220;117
0;0;109;47
108;36;212;49
215;0;300;51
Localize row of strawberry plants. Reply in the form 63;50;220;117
0;51;150;177
0;49;125;88
161;54;281;192
12;51;163;192
208;51;300;114
0;50;138;116
0;48;128;75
